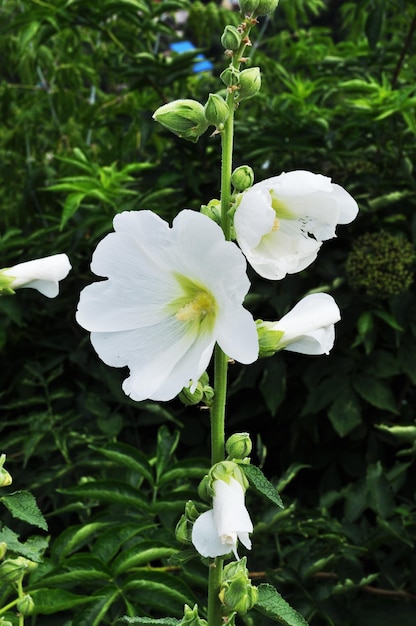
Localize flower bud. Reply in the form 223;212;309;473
153;99;209;143
180;604;208;626
201;199;221;226
226;433;252;460
209;460;249;491
256;0;280;16
197;474;212;502
0;454;12;487
237;67;261;101
219;557;258;615
0;558;26;583
239;0;260;14
231;165;254;192
256;319;284;357
17;594;35;616
221;25;242;51
0;272;16;296
0;542;7;560
0;618;13;626
220;66;240;88
204;93;230;127
176;500;200;544
179;384;204;406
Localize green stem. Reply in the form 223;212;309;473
207;18;255;626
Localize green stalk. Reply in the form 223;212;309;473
207;19;254;626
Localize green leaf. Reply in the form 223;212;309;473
327;388;362;437
242;465;284;509
30;588;97;614
255;583;309;626
71;590;121;626
1;490;47;530
112;544;178;576
51;523;111;560
353;374;398;413
259;357;286;416
156;426;180;482
58;480;149;510
366;462;395;519
90;442;154;486
0;527;48;562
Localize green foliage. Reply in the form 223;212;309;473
1;0;416;624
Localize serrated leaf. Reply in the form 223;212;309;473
30;588;97;614
0;527;48;562
112;545;178;576
256;584;309;626
58;480;149;510
242;465;284;509
71;590;120;626
1;490;47;530
90;442;154;486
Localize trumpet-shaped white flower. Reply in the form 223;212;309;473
234;170;359;280
192;477;253;560
262;293;341;355
1;254;71;297
76;210;258;402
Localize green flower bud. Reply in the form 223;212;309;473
179;384;204;406
17;594;35;617
153;99;209;143
256;319;284;357
239;0;260;14
0;558;26;583
0;271;16;296
237;67;261;101
0;618;13;626
0;454;12;487
231;165;254;192
256;0;279;16
197;474;212;502
0;542;7;560
204;93;230;127
185;500;200;521
226;433;252;460
220;66;240;88
201;199;221;226
221;25;242;51
176;500;200;544
219;557;258;615
180;604;208;626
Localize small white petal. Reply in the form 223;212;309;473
4;254;71;297
272;293;340;355
192;510;235;558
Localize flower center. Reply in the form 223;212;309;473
169;273;217;333
272;217;280;232
176;292;215;322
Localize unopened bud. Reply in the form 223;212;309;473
153;99;209;143
0;558;26;583
17;594;35;616
204;93;230;127
181;604;208;626
219;557;258;615
201;199;221;225
239;0;260;14
226;433;252;460
256;0;279;16
220;66;240;88
0;454;12;487
0;542;7;560
256;319;284;357
221;25;242;51
231;165;254;192
237;67;261;101
0;618;13;626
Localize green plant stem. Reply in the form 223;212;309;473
0;596;19;615
207;19;254;626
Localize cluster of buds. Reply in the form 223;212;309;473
219;557;258;615
179;372;214;407
239;0;280;16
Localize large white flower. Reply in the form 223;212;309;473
1;254;71;297
261;293;341;355
76;209;258;402
192;477;253;560
234;170;359;280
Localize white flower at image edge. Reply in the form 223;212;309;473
76;210;259;402
234;170;359;280
192;477;253;560
2;254;72;297
268;293;341;355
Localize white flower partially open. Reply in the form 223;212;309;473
76;210;258;402
234;170;359;280
192;477;253;560
265;293;341;355
1;254;71;297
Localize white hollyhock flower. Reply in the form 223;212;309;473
263;293;341;355
76;209;258;402
1;254;71;297
234;170;359;280
192;477;253;560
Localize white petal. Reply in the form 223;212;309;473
4;254;71;297
272;293;340;354
331;183;359;224
213;478;253;542
216;305;258;364
192;510;234;558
